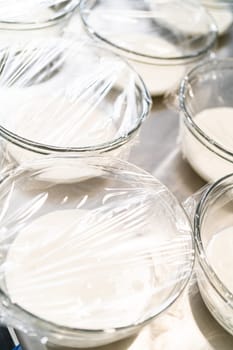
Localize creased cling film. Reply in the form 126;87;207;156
0;37;150;182
0;0;79;22
0;156;194;347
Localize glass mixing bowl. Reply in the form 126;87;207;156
180;58;233;183
0;156;194;348
80;0;217;96
194;173;233;335
0;38;151;181
201;0;233;35
0;0;80;44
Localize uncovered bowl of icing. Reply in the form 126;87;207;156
0;156;194;348
0;0;80;45
194;173;233;335
80;0;217;96
201;0;233;35
180;58;233;183
0;38;151;182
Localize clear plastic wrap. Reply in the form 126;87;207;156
0;37;151;182
182;185;210;224
183;176;233;336
0;0;78;22
0;156;194;348
0;0;79;43
79;0;217;96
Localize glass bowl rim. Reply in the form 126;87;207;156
0;154;195;336
79;0;217;64
194;172;233;307
179;58;233;160
0;43;152;155
0;0;80;28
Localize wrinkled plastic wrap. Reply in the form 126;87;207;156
0;0;78;22
0;37;151;182
79;0;217;96
125;184;232;350
182;185;210;225
0;0;79;43
0;156;194;348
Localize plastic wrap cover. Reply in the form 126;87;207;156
0;156;193;347
0;0;79;24
0;37;151;182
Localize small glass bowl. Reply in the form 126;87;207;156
194;173;233;335
0;0;80;44
201;0;233;35
0;156;194;348
80;0;217;96
180;58;233;183
0;38;151;181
